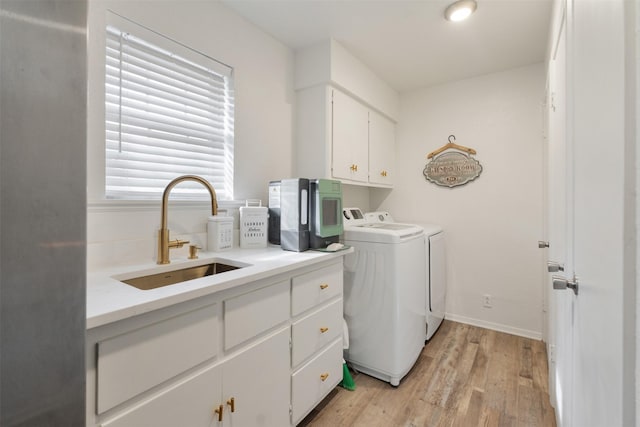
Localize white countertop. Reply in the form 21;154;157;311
87;245;352;330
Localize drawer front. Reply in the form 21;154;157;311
291;338;343;424
97;303;218;414
292;263;343;316
292;299;342;367
224;279;290;350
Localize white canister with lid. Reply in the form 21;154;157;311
239;199;268;248
208;215;233;251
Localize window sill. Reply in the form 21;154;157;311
88;199;246;213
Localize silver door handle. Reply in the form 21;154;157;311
552;275;579;295
547;261;564;272
538;241;549;248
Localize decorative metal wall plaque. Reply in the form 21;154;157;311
423;151;483;188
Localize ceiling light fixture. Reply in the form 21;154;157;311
444;0;477;22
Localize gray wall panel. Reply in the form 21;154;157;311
0;0;87;425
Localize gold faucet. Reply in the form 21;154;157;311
158;175;218;264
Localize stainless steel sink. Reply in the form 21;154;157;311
121;262;242;290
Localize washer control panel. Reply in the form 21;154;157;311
343;207;365;226
365;211;394;223
343;207;363;220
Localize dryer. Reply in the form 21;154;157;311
366;212;446;341
422;225;446;340
342;208;426;386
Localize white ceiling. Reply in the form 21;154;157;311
222;0;553;92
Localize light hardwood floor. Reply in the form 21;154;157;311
300;320;556;427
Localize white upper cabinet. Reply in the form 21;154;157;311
331;89;369;183
295;86;395;188
368;109;395;186
294;39;398;188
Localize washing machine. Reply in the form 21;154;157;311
366;211;446;341
342;207;426;386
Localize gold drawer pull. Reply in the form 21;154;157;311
227;397;235;413
320;327;329;333
320;283;329;290
214;404;223;422
320;373;329;381
380;170;388;177
350;164;358;172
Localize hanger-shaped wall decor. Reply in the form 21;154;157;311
426;135;477;159
423;134;482;188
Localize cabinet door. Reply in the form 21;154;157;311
101;365;222;427
368;110;395;186
331;89;368;182
222;327;290;427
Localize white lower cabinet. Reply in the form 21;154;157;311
291;299;342;367
291;339;343;424
101;364;222;427
96;304;219;414
221;328;290;426
87;259;344;427
102;328;290;427
290;263;344;425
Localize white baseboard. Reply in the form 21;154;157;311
444;313;543;340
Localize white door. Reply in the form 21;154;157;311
569;1;626;425
547;1;629;426
547;8;573;425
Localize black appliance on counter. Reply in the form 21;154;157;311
268;180;281;245
280;178;310;252
268;178;343;251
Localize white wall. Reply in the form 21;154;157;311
85;5;547;342
342;184;371;213
294;39;399;121
86;0;294;270
372;63;546;338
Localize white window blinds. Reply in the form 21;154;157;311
105;17;234;200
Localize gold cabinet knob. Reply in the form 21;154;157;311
320;283;329;290
380;170;388;177
214;404;224;422
320;373;329;381
320;327;329;333
227;397;235;413
350;164;358;172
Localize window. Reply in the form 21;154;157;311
105;13;234;200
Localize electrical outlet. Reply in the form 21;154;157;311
483;294;492;308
